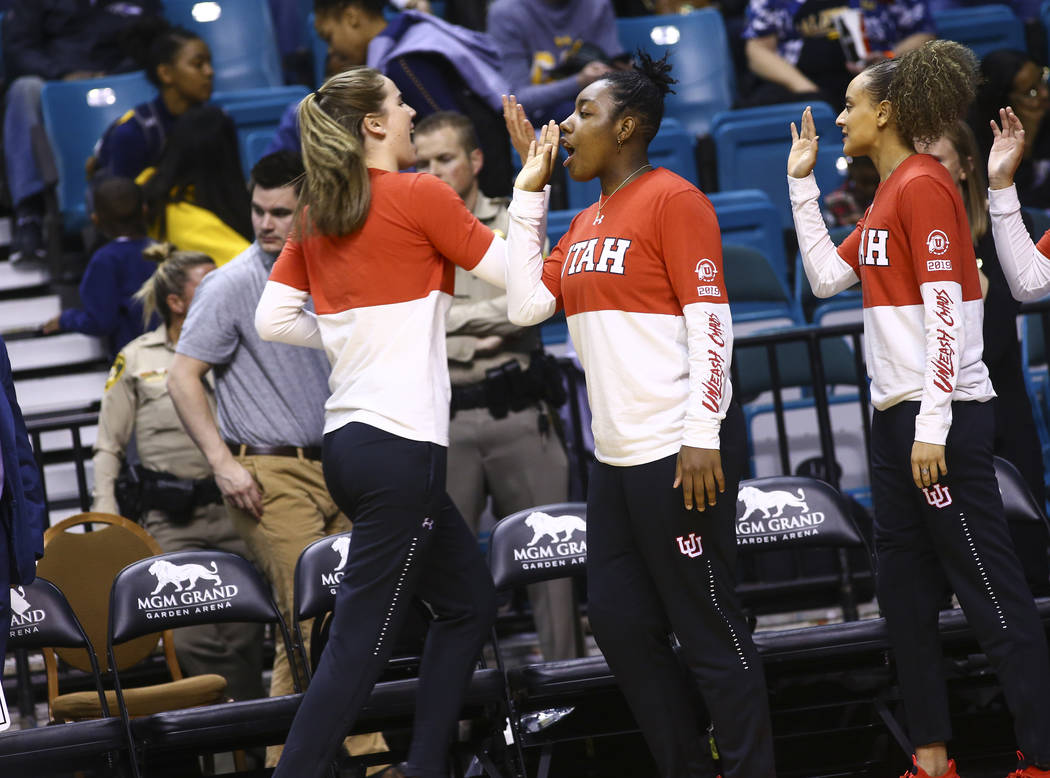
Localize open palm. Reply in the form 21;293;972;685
514;121;559;192
988;106;1026;189
788;106;819;179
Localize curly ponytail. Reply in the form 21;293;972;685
296;66;387;237
864;40;978;148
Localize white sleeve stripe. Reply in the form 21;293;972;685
988;184;1050;301
255;280;324;349
506;187;557;326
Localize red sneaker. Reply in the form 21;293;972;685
1006;751;1050;778
901;755;960;778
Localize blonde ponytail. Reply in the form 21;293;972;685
296;66;387;237
134;242;215;326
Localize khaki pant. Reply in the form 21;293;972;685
143;503;265;702
227;453;388;767
447;405;583;660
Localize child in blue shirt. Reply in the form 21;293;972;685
43;178;159;358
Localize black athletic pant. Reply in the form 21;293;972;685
587;403;776;778
273;422;498;778
872;401;1050;761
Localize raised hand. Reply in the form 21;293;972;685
988;106;1026;190
515;120;560;192
503;94;538;165
788;106;820;179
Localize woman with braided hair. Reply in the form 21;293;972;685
788;39;1050;778
504;52;775;778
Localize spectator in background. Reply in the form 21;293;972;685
919;120;1050;595
822;155;879;228
272;0;513;196
2;0;161;262
42;178;157;358
487;0;625;126
90;20;214;181
742;0;934;109
414;111;583;662
0;335;46;674
91;244;267;707
972;49;1050;210
142;105;252;266
167;151;387;769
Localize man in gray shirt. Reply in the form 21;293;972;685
168;151;386;767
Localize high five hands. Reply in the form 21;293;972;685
788;106;819;179
503;94;559;192
988;106;1025;190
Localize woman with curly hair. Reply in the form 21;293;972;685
505;53;775;778
788;40;1050;778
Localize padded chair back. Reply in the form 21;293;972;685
712;102;844;230
709;189;788;285
242;129;275;172
162;0;282;91
935;5;1026;58
734;476;872;620
212;88;309;173
109;551;291;650
735;476;865;550
294;531;353;623
488;503;588;590
994;455;1048;527
40;72;156;231
37;513;166;675
723;244;797;309
616;10;733;136
8;578;110;718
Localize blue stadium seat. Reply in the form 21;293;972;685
565;117;698;210
935;5;1026;58
616;9;734;137
242;130;277;173
212;86;309;173
40;71;156;233
546;209;577;249
723;244;803;330
712;102;845;230
936;4;1024;59
162;0;282;91
309;13;327;88
709;189;789;286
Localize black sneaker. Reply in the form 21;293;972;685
9;215;45;264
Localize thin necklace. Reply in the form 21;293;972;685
593;163;652;225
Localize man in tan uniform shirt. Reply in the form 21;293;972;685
415;111;582;661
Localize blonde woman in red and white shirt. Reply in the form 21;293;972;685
255;67;508;778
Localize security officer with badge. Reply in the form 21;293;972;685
414;110;583;660
92;243;263;703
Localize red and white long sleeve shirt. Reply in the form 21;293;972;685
255;169;505;445
789;155;994;445
507;168;733;467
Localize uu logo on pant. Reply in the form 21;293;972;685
676;532;703;558
922;483;953;508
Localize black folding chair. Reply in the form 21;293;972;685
106;550;301;773
0;577;131;776
488;501;593;778
734;475;874;623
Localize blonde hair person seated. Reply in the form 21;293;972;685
92;243;266;708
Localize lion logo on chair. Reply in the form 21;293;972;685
331;535;351;572
148;560;223;595
738;485;809;520
525;511;586;546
